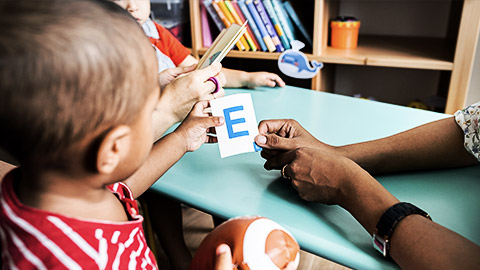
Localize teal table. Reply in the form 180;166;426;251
151;86;480;269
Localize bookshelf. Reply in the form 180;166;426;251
188;0;480;114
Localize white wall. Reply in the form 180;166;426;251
466;33;480;105
332;0;454;109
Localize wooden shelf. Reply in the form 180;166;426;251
315;35;455;70
197;48;283;60
190;0;480;113
199;35;454;70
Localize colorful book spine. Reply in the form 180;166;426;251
225;0;257;51
276;0;297;41
271;0;296;45
200;4;213;47
217;0;250;51
245;0;275;52
231;0;261;51
237;0;267;51
262;0;290;49
283;0;312;46
212;0;245;50
202;0;226;31
253;0;284;52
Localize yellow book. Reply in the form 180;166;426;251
224;1;257;51
197;22;248;69
217;0;250;51
211;1;244;51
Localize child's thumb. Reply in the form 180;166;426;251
200;116;224;128
214;244;233;270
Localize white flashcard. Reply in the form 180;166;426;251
210;93;262;158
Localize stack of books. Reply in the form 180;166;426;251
201;0;312;52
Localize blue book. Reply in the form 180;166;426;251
237;0;268;51
245;0;276;52
253;0;284;52
271;0;296;44
283;0;312;46
202;0;225;31
262;0;290;49
277;0;297;41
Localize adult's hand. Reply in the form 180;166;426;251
262;144;365;206
254;119;336;170
154;63;226;139
158;64;196;90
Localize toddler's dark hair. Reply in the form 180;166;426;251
0;0;158;169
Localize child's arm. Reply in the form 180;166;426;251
179;55;285;89
221;69;285;88
123;101;224;198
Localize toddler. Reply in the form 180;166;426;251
114;0;286;89
0;0;224;268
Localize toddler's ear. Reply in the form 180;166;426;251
96;126;131;174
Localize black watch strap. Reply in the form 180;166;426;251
373;202;432;257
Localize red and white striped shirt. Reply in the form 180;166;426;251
0;169;157;269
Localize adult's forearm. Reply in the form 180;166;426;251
337;117;477;174
342;166;480;269
389;214;480;269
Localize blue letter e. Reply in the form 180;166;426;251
223;106;249;139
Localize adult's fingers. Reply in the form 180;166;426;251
263;149;296;171
255;133;297;151
202;87;225;101
257;119;295;136
173;64;196;77
198;62;223;79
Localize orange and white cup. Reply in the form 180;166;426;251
331;17;360;49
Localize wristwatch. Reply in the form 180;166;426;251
373;202;431;257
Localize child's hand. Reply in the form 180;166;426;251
245;72;286;88
175;100;224;152
214;244;233;270
158;64;196;90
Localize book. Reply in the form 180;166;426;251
200;4;213;47
197;22;248;69
211;0;245;50
202;0;226;32
275;0;297;41
245;0;276;52
262;0;290;49
230;0;261;51
283;1;312;47
237;0;268;51
224;0;257;51
217;0;250;51
253;0;284;52
271;0;296;45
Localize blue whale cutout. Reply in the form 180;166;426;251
278;40;323;79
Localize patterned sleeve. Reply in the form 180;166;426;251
454;101;480;161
